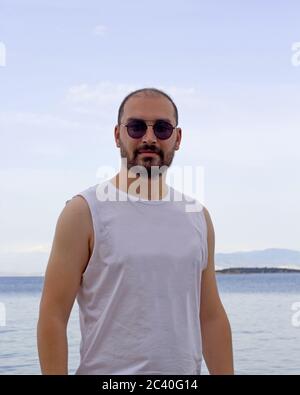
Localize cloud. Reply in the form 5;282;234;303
0;111;79;129
63;82;212;121
64;81;138;121
0;244;51;254
65;81;135;106
0;41;6;67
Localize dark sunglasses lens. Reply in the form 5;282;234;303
127;120;147;138
154;121;174;139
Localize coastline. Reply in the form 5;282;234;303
216;267;300;274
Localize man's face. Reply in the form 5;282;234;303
114;95;182;178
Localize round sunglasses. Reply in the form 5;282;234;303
120;119;177;140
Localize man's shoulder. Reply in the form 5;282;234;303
63;194;92;231
62;194;94;248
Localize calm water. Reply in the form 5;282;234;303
0;274;299;375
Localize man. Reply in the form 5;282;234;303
37;88;234;375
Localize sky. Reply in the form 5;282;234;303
0;0;300;274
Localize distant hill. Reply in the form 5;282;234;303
215;248;300;270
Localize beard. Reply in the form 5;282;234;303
119;139;176;179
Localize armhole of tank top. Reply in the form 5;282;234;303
201;207;209;271
75;192;98;280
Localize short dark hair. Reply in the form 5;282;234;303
117;87;178;126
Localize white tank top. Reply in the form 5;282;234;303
70;179;208;375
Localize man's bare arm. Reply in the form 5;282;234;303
200;207;234;374
37;196;92;374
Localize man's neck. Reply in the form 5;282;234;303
111;170;168;200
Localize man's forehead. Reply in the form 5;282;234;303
122;95;176;122
125;116;174;124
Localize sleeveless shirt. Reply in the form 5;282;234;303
68;179;208;375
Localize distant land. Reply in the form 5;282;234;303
214;248;300;271
0;248;300;276
216;267;300;274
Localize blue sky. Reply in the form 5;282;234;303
0;0;300;274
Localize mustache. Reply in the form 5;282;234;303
135;145;162;157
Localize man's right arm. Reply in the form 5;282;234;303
37;196;93;375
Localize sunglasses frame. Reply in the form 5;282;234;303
120;118;177;140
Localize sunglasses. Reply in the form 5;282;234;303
120;119;177;140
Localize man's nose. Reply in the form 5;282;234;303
142;124;157;144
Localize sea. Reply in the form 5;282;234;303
0;273;299;375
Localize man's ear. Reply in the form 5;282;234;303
175;128;182;150
114;125;120;147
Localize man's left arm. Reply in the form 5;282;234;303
200;207;234;375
